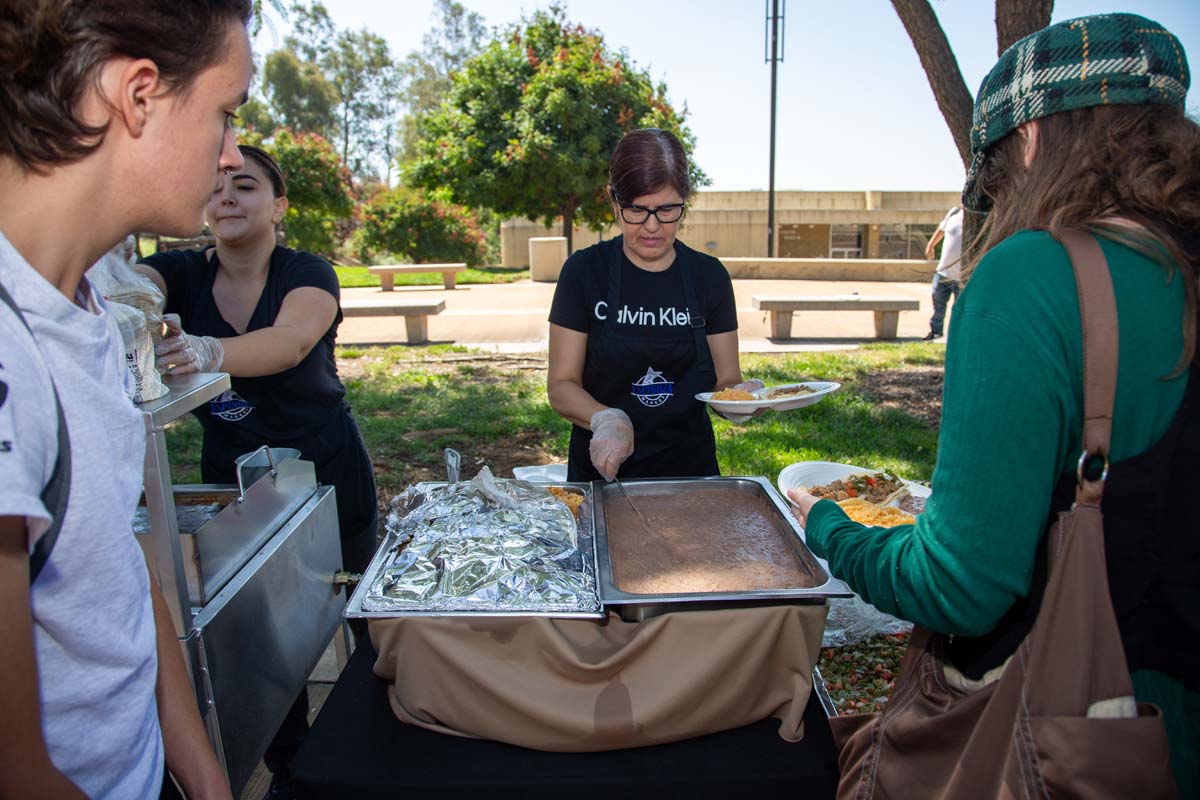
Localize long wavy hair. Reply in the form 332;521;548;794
963;104;1200;371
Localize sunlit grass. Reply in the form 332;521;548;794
165;343;943;492
333;264;528;288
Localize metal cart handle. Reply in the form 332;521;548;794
234;444;278;504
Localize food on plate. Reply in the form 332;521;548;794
837;498;915;526
898;495;927;515
766;384;816;398
546;486;584;518
711;388;757;401
805;471;905;504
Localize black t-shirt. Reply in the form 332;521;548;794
142;245;347;443
549;238;737;338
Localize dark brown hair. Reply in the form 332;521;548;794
238;144;286;198
608;128;691;204
0;0;253;171
964;104;1200;369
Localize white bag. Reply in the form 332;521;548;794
108;299;168;403
88;238;169;403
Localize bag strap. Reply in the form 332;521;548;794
0;279;71;584
1056;230;1118;508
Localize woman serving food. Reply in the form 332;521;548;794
548;128;757;482
139;145;378;574
138;145;377;796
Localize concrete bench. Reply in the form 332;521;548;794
752;295;920;340
368;263;467;291
339;298;445;344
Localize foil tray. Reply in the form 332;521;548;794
346;480;603;619
594;476;851;622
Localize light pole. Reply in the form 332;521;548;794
765;0;785;257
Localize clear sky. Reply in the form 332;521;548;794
257;1;1199;193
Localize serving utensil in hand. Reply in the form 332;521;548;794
614;478;654;533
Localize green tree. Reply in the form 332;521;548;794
406;6;704;251
285;0;335;63
261;48;339;138
238;97;277;135
283;1;396;180
358;188;487;266
251;0;287;36
243;128;355;256
326;29;394;178
892;0;1053;166
396;0;489;164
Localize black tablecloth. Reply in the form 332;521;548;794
293;642;839;799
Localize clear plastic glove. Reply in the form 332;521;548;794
155;314;224;375
589;408;634;482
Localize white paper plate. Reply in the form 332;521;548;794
696;381;841;417
511;464;568;482
777;460;930;507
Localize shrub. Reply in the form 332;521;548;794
358;188;487;266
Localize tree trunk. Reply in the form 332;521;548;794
996;0;1053;54
891;0;975;168
561;200;576;253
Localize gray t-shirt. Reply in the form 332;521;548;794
0;230;163;798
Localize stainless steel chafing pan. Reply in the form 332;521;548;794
593;476;851;622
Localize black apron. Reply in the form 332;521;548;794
199;404;379;574
566;237;720;482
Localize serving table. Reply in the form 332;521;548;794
293;640;839;799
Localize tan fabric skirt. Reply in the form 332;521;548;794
370;604;826;752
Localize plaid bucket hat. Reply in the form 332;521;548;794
962;12;1190;213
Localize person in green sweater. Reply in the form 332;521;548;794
787;13;1198;795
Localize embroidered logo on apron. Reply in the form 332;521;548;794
630;367;674;408
210;390;254;422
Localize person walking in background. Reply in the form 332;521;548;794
922;204;963;340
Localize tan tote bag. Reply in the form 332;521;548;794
830;230;1178;799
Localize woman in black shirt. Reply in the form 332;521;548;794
140;145;377;573
548;129;757;482
139;146;376;793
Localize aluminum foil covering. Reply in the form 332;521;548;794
364;468;599;614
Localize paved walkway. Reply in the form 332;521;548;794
337;277;952;351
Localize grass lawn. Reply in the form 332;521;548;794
165;342;943;493
333;264;528;288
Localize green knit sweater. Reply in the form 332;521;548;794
804;230;1196;792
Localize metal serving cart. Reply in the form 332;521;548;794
135;373;347;796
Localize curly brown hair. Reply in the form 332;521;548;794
964;104;1200;370
0;0;252;172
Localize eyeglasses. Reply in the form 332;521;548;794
618;203;685;225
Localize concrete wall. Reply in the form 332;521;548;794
721;257;935;282
500;189;960;266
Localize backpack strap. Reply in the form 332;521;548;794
0;279;71;584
